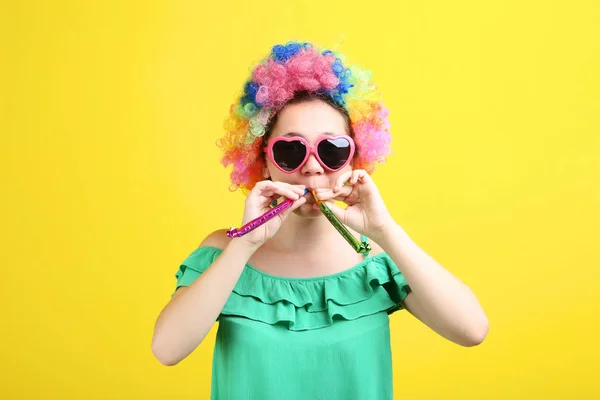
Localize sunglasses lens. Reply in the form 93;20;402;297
318;138;352;170
272;140;307;172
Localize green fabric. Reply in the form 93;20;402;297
173;235;411;399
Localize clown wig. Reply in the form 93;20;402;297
216;41;392;193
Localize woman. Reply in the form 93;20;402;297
152;41;488;399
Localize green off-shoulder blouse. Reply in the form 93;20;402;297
173;235;411;400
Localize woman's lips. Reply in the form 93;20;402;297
304;188;317;204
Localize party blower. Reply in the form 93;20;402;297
226;189;371;254
311;190;371;254
226;189;309;238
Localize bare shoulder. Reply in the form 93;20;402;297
198;229;233;250
367;238;386;256
169;230;232;300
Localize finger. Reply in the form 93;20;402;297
252;188;301;207
313;186;352;201
279;196;307;219
342;190;360;206
271;180;307;196
254;180;305;194
350;169;370;185
253;182;301;205
267;185;302;202
267;183;307;205
333;170;353;192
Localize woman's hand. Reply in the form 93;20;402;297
313;170;394;241
239;180;307;248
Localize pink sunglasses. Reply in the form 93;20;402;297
263;134;355;174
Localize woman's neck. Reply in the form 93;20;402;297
266;212;359;253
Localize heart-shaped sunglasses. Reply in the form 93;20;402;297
263;134;355;174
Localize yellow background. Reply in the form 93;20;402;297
2;0;599;398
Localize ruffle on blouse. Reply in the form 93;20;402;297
173;246;411;332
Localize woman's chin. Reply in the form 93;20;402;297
292;202;322;218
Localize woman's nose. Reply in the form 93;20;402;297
301;153;324;175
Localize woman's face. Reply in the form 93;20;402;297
264;99;353;216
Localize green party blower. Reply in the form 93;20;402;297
311;190;371;254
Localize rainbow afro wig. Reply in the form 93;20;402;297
216;41;392;193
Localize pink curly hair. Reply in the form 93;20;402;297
216;42;392;193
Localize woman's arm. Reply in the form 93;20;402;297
372;223;489;347
151;231;258;366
